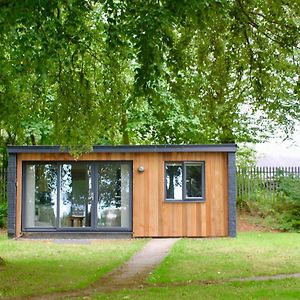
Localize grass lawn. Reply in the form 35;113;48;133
91;278;300;299
148;232;300;283
0;233;146;298
89;232;300;300
1;232;300;299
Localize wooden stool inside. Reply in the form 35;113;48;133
69;215;85;227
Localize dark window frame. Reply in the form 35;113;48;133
21;160;133;233
164;161;205;202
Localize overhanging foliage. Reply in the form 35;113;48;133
0;0;299;152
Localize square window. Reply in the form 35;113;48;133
165;162;205;201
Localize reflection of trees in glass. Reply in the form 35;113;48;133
98;163;130;228
33;164;57;226
61;164;72;205
166;165;182;199
98;165;121;210
186;165;202;197
34;164;57;206
60;164;92;216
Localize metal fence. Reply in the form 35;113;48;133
237;166;300;204
0;167;7;202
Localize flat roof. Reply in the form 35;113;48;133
7;144;237;154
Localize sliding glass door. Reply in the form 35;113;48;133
60;163;93;228
24;164;57;228
97;163;130;229
23;161;132;231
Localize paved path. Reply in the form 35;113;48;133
91;238;179;289
230;272;300;282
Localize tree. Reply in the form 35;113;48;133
236;144;257;168
0;0;299;153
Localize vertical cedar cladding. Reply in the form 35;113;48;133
9;144;236;238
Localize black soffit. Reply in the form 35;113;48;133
7;144;237;154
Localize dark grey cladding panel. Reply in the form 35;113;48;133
7;144;237;154
8;145;63;153
7;153;16;238
228;152;237;237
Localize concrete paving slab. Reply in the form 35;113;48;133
92;238;179;287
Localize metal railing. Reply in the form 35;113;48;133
237;166;300;204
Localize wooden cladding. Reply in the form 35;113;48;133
132;152;228;237
16;151;228;237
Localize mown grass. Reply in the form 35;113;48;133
148;232;300;283
1;232;300;299
0;233;146;298
90;232;300;299
91;278;300;299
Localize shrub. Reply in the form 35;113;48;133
238;174;300;232
0;201;7;228
275;175;300;231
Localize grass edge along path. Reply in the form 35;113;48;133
30;271;300;299
90;277;300;300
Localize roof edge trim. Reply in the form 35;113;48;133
7;144;237;154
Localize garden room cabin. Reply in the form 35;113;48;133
7;144;236;238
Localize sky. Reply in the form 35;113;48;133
255;125;300;167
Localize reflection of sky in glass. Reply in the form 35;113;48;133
26;164;57;227
166;164;182;200
99;164;122;210
26;162;130;228
60;164;72;217
98;163;130;227
34;164;57;217
60;164;92;220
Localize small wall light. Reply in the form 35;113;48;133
138;166;145;173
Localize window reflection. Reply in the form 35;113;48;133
166;164;183;200
98;163;130;228
25;164;57;228
165;162;204;201
186;164;203;198
24;162;131;230
60;164;92;227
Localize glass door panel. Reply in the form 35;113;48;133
24;164;57;228
97;163;130;228
60;163;92;228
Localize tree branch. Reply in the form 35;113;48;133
236;0;299;49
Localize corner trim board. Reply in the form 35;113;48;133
227;152;237;237
7;153;17;237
